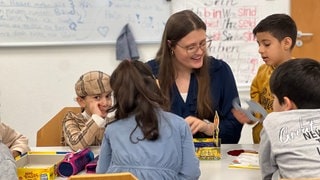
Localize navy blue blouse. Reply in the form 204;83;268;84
146;56;243;144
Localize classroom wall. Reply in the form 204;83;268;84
0;42;253;146
0;0;290;146
0;44;157;147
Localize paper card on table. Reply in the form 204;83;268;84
229;152;260;169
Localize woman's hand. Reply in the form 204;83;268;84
185;116;210;135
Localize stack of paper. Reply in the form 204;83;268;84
229;152;260;169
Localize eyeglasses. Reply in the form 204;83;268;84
176;40;212;55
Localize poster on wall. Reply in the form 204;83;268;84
184;0;262;87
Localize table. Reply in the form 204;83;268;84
199;144;261;180
31;144;261;180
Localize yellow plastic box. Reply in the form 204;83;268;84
16;151;67;180
193;138;221;160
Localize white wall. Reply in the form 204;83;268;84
0;44;158;146
0;0;289;146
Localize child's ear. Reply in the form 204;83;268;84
283;37;293;51
283;96;297;110
76;96;86;108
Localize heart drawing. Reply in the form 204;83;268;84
97;26;109;37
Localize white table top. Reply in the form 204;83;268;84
31;144;261;180
199;144;261;180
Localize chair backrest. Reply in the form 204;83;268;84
36;107;81;147
68;172;138;180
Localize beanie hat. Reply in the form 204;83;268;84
75;71;111;97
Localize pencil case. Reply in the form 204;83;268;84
57;147;94;177
85;155;99;173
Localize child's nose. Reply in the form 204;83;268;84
258;46;264;54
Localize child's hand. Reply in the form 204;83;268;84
89;102;107;118
232;109;255;124
12;150;21;158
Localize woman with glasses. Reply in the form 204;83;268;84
146;10;242;144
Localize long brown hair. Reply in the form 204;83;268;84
109;60;169;143
155;10;213;119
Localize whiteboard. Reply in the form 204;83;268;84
0;0;171;46
172;0;289;87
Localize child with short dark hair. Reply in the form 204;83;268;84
232;13;297;143
259;58;320;179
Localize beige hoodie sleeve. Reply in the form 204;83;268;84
0;122;30;155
